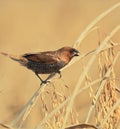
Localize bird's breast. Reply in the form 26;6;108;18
26;61;66;74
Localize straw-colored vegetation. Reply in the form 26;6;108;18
0;1;120;129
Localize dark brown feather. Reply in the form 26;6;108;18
23;51;58;64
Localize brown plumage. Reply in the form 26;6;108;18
1;46;79;85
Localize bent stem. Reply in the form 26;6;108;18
10;84;45;128
61;25;120;129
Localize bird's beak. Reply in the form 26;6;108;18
74;49;79;56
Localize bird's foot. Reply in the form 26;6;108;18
40;80;50;85
57;71;62;78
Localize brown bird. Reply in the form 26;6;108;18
1;46;79;85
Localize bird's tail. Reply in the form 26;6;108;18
1;52;20;61
1;52;28;66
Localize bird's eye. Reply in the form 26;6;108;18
70;49;74;54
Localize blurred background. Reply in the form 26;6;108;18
0;0;120;128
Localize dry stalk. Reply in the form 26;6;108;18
73;2;120;48
11;84;46;128
95;48;120;129
39;84;78;129
36;78;101;129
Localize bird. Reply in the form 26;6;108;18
1;46;79;85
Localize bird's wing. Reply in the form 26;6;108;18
23;51;59;64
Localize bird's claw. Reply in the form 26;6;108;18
57;71;62;78
40;80;50;85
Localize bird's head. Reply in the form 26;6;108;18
58;46;79;63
